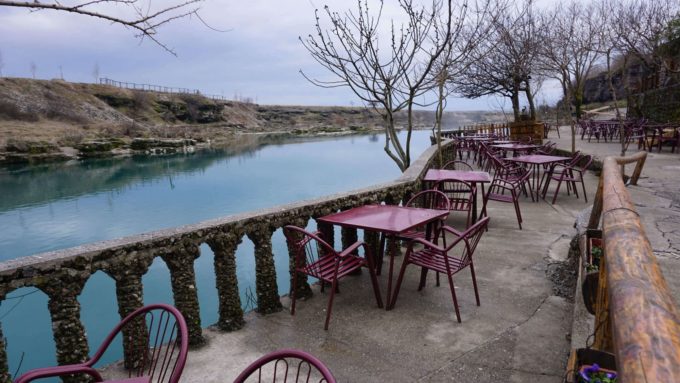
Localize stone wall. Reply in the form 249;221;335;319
629;84;680;123
0;140;456;381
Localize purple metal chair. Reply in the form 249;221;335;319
283;225;383;330
543;154;593;204
441;160;473;171
233;349;336;383
391;217;490;323
481;158;532;229
434;178;477;230
15;303;189;383
397;190;450;242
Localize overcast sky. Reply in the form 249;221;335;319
0;0;564;110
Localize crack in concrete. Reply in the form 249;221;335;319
417;295;552;382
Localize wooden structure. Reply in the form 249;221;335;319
580;151;680;382
509;120;543;144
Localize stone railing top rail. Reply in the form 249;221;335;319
0;140;449;277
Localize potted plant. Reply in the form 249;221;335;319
568;348;617;383
578;363;617;382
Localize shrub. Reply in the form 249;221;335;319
0;100;40;122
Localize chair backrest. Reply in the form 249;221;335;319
233;349;336;383
433;178;475;211
441;160;473;171
575;154;593;171
88;304;189;383
405;190;450;211
444;216;490;265
283;225;338;272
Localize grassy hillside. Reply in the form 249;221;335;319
0;78;506;163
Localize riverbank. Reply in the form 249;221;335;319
0;77;506;164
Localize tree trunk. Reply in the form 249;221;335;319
525;81;537;121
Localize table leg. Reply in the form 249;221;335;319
376;233;386;276
472;183;479;224
386;234;397;310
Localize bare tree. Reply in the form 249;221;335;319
431;0;498;165
92;62;100;83
29;61;36;79
0;0;212;55
537;0;602;152
0;50;4;77
610;0;680;90
301;0;461;171
452;0;539;122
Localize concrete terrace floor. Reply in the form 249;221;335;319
177;130;679;383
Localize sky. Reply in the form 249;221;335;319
0;0;564;111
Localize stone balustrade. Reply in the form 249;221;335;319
0;139;456;381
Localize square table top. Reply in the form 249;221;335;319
317;205;448;235
491;140;517;144
423;169;492;183
509;154;571;165
491;143;539;150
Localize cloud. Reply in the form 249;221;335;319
0;0;514;110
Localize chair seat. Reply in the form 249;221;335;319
302;255;365;282
487;193;514;203
408;248;467;276
397;229;426;241
107;377;151;383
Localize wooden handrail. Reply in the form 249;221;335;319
591;152;680;382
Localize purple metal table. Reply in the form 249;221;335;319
491;143;540;157
508;154;571;202
422;169;492;222
317;204;448;309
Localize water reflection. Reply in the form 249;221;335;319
0;130;433;378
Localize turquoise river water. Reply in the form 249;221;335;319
0;130;432;378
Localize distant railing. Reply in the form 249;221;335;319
586;151;680;382
98;78;234;103
0;140;456;381
440;123;510;138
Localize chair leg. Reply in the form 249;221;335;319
513;191;523;230
418;267;428;291
390;250;412;309
581;180;588;203
366;252;384;309
446;273;462;323
324;277;339;330
551;177;563;205
470;262;480;306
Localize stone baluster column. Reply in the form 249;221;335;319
207;233;244;331
160;240;204;346
383;193;402;257
38;274;90;383
363;230;381;269
284;218;313;301
247;226;283;314
341;226;362;275
316;220;335;249
106;253;153;369
341;226;358;250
